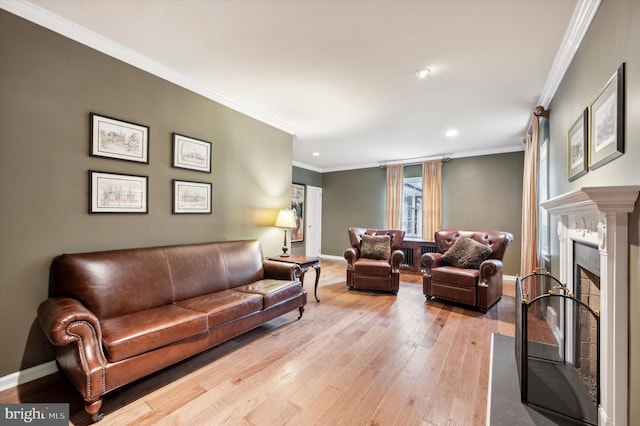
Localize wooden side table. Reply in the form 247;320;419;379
268;255;321;302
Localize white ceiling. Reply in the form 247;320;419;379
10;0;585;172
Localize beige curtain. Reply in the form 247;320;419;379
520;113;540;276
385;165;404;229
421;160;442;241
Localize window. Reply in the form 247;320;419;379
402;177;422;237
538;120;550;268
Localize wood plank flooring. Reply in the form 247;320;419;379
0;259;517;425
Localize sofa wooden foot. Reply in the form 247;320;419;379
86;399;103;423
298;306;304;319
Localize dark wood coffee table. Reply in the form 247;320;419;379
268;255;321;302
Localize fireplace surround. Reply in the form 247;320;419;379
540;186;640;426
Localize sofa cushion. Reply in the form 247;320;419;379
360;234;391;260
100;305;208;362
234;280;303;308
49;249;175;319
165;243;230;300
441;237;492;269
176;290;263;326
354;258;392;276
431;266;480;287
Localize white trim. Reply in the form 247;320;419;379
292;161;323;173
318;144;524;173
0;0;297;136
541;185;639;426
538;0;601;108
0;361;57;392
320;254;346;262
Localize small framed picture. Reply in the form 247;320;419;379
290;183;305;243
90;113;149;163
172;133;212;173
567;108;588;182
589;63;625;170
172;180;212;214
89;170;148;214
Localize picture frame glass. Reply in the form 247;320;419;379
90;171;148;213
567;108;588;182
589;63;625;170
291;183;305;242
173;180;212;214
172;133;212;173
592;81;616;154
91;113;149;163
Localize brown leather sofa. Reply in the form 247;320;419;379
38;240;306;422
421;229;513;310
344;228;405;293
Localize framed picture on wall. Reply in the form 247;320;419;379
172;133;212;173
90;113;149;163
172;179;212;214
589;63;625;170
89;170;148;213
291;183;305;243
567;107;588;181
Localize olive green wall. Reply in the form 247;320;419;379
0;11;293;377
293;166;323;188
545;1;640;422
322;167;386;256
442;152;523;275
320;153;523;276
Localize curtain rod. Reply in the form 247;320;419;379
379;156;451;168
525;106;550;137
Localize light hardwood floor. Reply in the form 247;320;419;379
0;259;517;425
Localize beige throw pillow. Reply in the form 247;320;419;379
441;237;492;269
360;234;391;260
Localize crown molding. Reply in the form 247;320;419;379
538;0;601;108
0;0;297;135
307;144;524;174
292;161;324;173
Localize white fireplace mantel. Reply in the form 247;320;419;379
541;186;639;426
541;186;640;216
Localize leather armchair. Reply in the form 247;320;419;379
421;229;513;310
344;228;405;293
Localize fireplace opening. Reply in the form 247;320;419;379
574;241;600;406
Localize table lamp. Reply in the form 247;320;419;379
275;209;297;256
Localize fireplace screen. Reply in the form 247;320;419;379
515;269;599;425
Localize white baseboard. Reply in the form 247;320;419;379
0;361;57;392
319;254;346;262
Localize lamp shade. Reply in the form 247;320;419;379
275;209;297;228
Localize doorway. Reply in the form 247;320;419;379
305;185;322;257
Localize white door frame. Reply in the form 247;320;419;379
305;185;322;257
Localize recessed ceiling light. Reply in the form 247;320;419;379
312;152;320;156
415;68;431;79
445;129;459;138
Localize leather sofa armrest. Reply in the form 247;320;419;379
479;259;504;285
390;249;405;269
263;260;303;281
344;247;359;266
421;252;443;275
38;297;103;347
38;297;107;404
